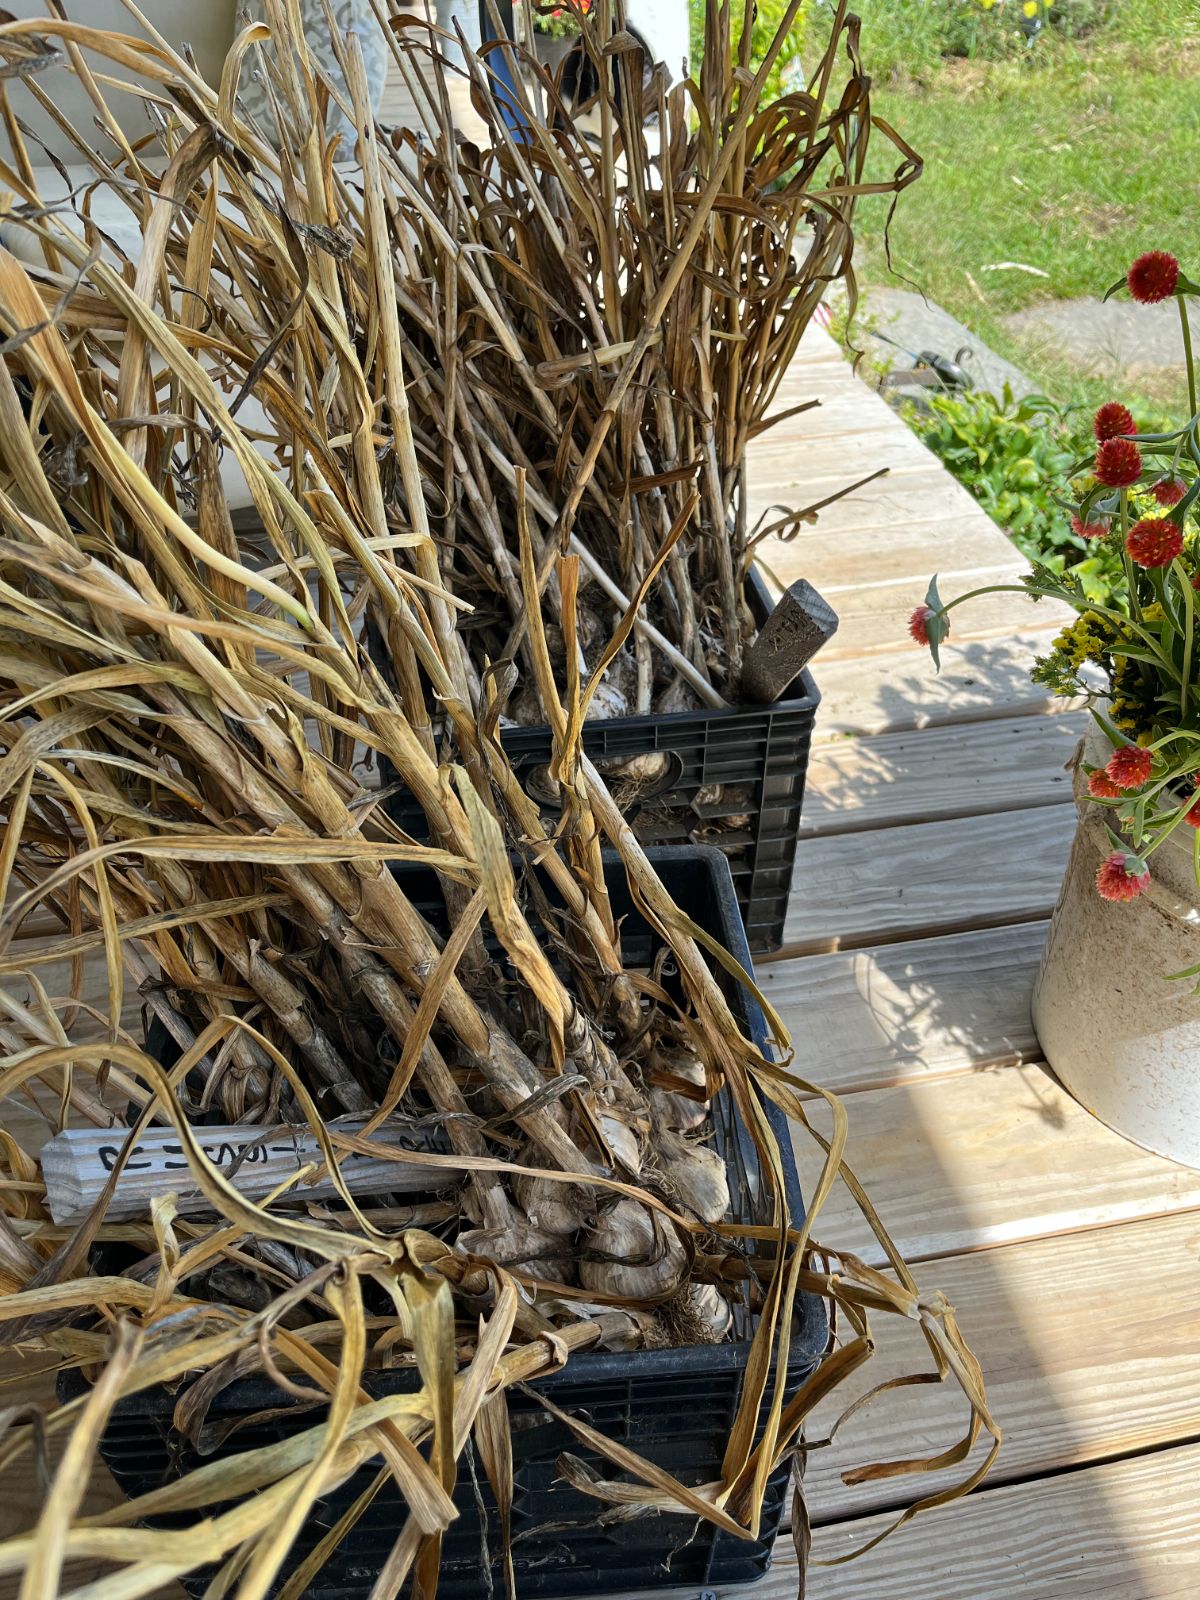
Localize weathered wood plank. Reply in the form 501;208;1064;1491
778;805;1075;956
804;1210;1200;1520
749;456;1000;535
809;1442;1200;1595
609;1445;1200;1599
760;508;1016;592
748;422;955;491
801;712;1083;836
792;323;848;366
791;1062;1200;1267
752;387;915;444
378;57;485;141
812;630;1080;740
2;936;136;1026
763;923;1045;1094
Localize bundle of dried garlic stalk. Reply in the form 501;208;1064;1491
0;4;991;1596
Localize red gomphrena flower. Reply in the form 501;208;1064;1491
1126;516;1183;568
1106;743;1154;790
1152;475;1188;508
1095;437;1143;488
1183;778;1200;829
1127;250;1180;305
1087;769;1123;800
1071;510;1110;540
1096;851;1152;901
1093;402;1136;442
909;603;947;647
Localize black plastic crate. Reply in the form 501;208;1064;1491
68;848;826;1600
377;572;819;954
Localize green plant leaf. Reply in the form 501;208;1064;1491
923;573;948;670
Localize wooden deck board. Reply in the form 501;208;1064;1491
801;713;1083;836
808;629;1077;740
777;805;1076;955
756;321;1196;1593
803;1210;1200;1520
754;387;916;441
674;1444;1200;1600
748;426;978;490
609;1446;1200;1599
809;1443;1200;1596
790;1063;1200;1267
761;512;1019;593
752;461;1018;541
763;922;1045;1094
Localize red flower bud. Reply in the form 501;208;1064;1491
1127;250;1180;305
1094;437;1142;488
1095;851;1151;901
1126;516;1183;569
908;603;946;647
1093;402;1136;442
1106;744;1154;790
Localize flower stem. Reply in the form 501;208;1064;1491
1119;487;1144;629
1178;557;1195;723
937;583;1030;616
1180;294;1197;419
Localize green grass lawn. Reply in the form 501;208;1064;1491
836;6;1200;408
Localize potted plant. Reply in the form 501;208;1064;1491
528;0;590;74
912;249;1200;1167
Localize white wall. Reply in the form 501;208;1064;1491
2;2;236;162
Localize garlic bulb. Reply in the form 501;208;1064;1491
648;1044;708;1092
646;1047;711;1133
656;1132;729;1223
597;751;671;787
656;676;700;716
458;1220;574;1284
525;764;561;805
580;1199;687;1300
589;678;628;720
648;1086;710;1133
690;1283;734;1342
515;1173;581;1237
599;1112;641;1174
505;687;544;726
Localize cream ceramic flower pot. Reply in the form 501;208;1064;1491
1033;728;1200;1168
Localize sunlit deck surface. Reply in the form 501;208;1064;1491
739;325;1200;1598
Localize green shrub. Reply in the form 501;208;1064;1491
905;388;1124;601
688;0;811;96
1046;0;1123;39
825;0;1127;84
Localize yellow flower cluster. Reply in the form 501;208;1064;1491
1111;656;1159;742
1051;611;1118;671
1045;614;1162;740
